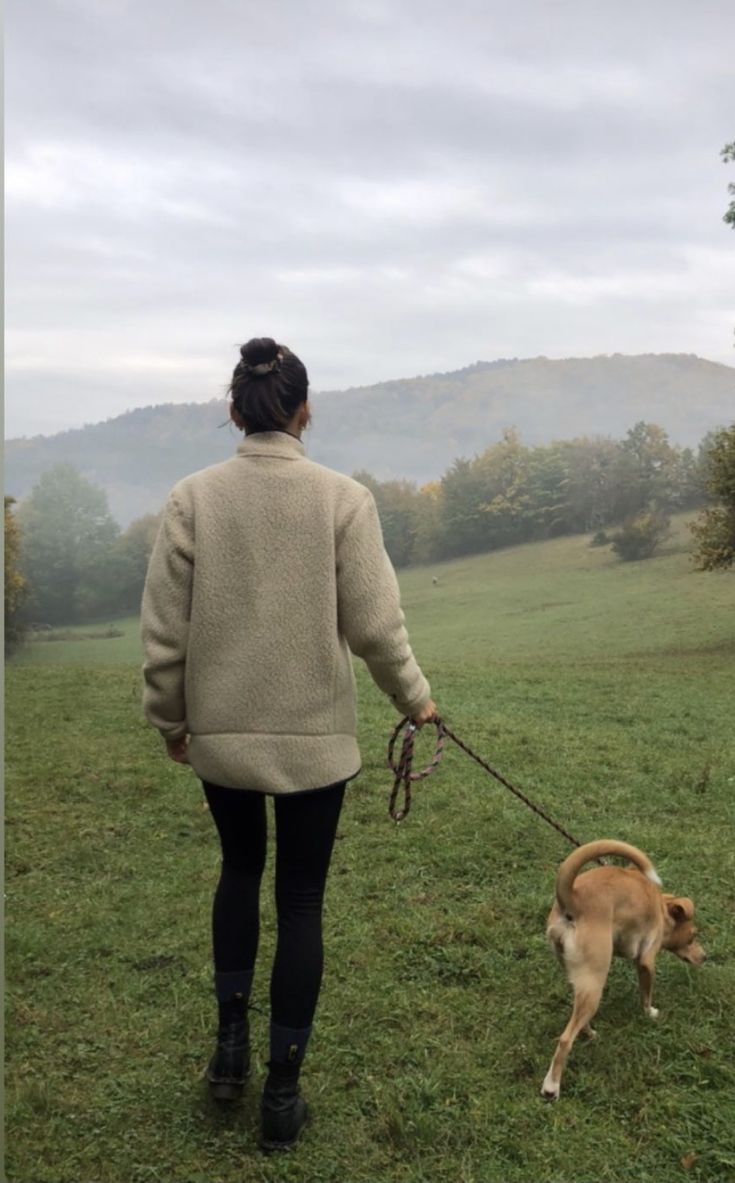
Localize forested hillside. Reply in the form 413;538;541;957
5;353;733;524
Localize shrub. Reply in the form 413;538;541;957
589;530;609;547
609;512;671;561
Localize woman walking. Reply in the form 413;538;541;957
141;337;435;1152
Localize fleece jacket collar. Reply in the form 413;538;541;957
236;431;306;461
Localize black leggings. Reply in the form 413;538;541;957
202;780;345;1029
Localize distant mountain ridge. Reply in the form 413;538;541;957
5;353;733;525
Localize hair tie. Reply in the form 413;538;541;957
244;353;282;377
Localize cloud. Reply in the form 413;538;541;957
5;0;735;438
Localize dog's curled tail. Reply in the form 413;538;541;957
555;839;662;915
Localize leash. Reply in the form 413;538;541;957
387;716;586;851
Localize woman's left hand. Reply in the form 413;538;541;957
165;736;190;764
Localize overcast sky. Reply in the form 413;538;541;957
5;0;735;438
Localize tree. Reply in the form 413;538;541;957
560;437;621;532
722;141;735;229
525;443;571;538
437;430;533;558
352;471;422;568
411;481;443;564
665;445;706;510
438;457;488;558
373;480;420;569
17;465;121;623
111;512;162;614
690;424;735;570
612;422;679;519
474;429;532;548
5;497;29;653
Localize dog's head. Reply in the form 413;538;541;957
662;896;706;965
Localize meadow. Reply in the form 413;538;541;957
6;516;735;1183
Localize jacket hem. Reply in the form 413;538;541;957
187;731;362;794
201;766;362;797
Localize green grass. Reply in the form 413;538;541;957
16;616;143;665
6;517;735;1182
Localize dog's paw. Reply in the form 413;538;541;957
541;1072;560;1100
645;1006;659;1020
583;1024;598;1040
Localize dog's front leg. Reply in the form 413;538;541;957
636;955;659;1019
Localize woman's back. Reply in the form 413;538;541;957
142;429;429;792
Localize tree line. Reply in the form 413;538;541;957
356;422;732;567
5;421;734;651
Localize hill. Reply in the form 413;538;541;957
5;352;733;525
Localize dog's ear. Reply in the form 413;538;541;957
667;897;695;923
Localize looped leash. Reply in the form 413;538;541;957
387;717;445;822
387;715;587;852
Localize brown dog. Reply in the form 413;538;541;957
542;839;705;1099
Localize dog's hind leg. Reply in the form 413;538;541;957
541;980;604;1099
541;978;605;1099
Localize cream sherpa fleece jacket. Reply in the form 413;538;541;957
141;431;431;792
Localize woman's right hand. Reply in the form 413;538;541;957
165;735;190;764
411;699;438;728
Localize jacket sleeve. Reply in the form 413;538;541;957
140;489;194;740
336;489;431;717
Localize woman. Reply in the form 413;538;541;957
141;337;436;1152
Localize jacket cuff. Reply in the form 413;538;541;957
391;680;432;718
158;722;188;742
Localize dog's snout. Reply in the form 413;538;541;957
687;944;707;966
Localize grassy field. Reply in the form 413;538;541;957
15;619;143;666
6;516;735;1183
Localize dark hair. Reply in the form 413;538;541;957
229;337;309;433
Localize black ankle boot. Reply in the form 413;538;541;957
260;1063;308;1152
207;996;250;1102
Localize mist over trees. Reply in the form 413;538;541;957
8;421;726;633
14;466;160;626
111;512;163;614
16;466;121;624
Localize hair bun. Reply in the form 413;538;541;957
240;337;280;367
